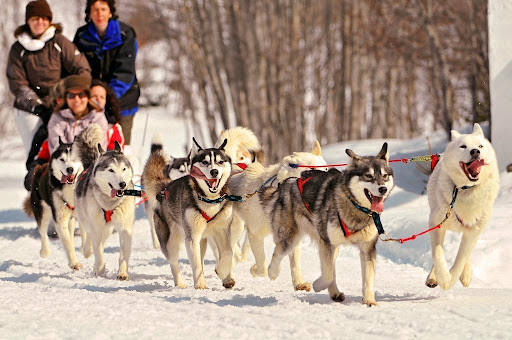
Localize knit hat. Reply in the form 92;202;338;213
25;0;53;22
64;75;91;92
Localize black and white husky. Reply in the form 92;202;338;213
23;128;101;270
259;143;394;305
143;138;236;289
144;134;190;249
75;141;135;280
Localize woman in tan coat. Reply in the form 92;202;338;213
6;0;91;189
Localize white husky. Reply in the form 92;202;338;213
426;123;499;290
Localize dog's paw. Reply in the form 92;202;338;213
222;277;236;289
434;267;452;290
294;282;312;292
362;298;378;307
267;263;280;280
460;266;473;287
330;292;345;303
81;246;92;258
250;264;268;277
93;264;106;277
40;247;50;258
70;262;82;271
117;273;129;281
425;278;438;288
194;283;208;290
312;278;331;292
176;282;187;289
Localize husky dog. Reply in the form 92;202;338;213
228;141;328;291
144;138;236;289
258;143;393;305
215;127;263;172
144;134;190;249
426;123;499;290
75;141;135;280
23;137;87;270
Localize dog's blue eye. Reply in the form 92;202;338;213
460;145;467;149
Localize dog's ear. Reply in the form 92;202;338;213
218;138;228;150
97;143;105;155
114;141;122;153
187;149;192;161
472;123;484;137
346;149;361;161
59;136;63;146
311;140;322;156
377;142;389;161
192;137;203;154
451;130;461;140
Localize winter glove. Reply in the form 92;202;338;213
32;105;52;125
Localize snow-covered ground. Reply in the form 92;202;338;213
1;108;512;339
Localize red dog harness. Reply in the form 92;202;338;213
297;177;351;237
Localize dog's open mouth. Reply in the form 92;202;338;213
460;159;486;182
108;183;124;198
364;189;384;213
61;174;76;184
205;177;220;193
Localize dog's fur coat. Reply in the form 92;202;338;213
258;143;394;305
75;138;135;280
144;138;236;289
426;123;499;290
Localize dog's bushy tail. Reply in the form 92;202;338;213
142;144;171;200
150;134;164;154
23;163;47;217
23;196;33;217
73;124;103;169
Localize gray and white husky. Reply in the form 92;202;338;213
23;137;88;270
425;123;499;290
143;138;236;289
75;140;135;280
259;143;394;305
144;134;190;249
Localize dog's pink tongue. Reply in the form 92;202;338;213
111;188;117;198
190;166;218;186
468;159;486;176
60;174;67;184
371;196;384;213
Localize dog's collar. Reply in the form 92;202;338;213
62;198;74;211
346;195;385;235
197;194;243;204
449;185;475;209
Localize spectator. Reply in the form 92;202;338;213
90;79;125;150
74;0;140;145
47;75;108;153
6;0;91;171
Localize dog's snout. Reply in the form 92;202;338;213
470;149;480;158
66;167;74;174
378;186;387;195
119;181;126;189
210;169;219;178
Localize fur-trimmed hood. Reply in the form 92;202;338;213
14;23;62;51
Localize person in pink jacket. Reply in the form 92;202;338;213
47;75;108;153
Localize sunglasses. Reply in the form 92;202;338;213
66;91;88;100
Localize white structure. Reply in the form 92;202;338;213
489;0;512;171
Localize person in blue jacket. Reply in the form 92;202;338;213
73;0;139;145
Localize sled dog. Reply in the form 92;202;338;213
228;140;328;291
258;143;394;305
144;134;190;249
215;126;263;172
23;135;90;270
425;123;499;290
144;138;236;289
75;140;135;280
